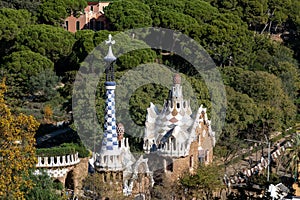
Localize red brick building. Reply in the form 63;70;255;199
64;1;110;33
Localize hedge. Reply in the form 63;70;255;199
36;143;89;158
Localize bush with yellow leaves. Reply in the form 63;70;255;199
0;79;40;199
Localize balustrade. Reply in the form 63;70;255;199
36;152;80;168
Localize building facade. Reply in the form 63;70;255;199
143;73;216;182
64;1;109;33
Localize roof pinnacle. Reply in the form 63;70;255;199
104;34;116;63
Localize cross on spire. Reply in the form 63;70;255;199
104;34;116;63
104;34;116;82
106;34;115;46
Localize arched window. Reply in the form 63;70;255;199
76;21;80;30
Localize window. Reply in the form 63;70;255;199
205;150;210;163
76;21;80;31
90;5;93;11
190;155;194;168
65;21;68;30
96;21;104;30
198;149;205;163
90;19;95;30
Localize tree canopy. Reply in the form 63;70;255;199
37;0;87;26
16;24;75;63
1;50;54;98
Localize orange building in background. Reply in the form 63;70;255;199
64;1;110;33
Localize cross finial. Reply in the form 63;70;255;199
104;34;116;63
106;34;115;46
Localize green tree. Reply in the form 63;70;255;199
29;68;61;102
199;13;255;67
37;0;86;26
251;39;300;99
72;30;96;63
1;50;54;98
206;0;300;34
222;67;297;137
153;10;199;35
104;0;152;31
24;171;63;200
223;86;259;137
0;0;41;14
16;24;75;63
144;0;187;13
179;163;225;199
0;8;35;58
184;0;219;23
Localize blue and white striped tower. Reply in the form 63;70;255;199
97;34;123;171
101;34;119;154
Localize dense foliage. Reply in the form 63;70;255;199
179;163;225;199
0;0;299;197
24;171;63;200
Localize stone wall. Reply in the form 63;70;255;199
197;122;214;163
51;157;89;196
73;157;89;195
165;140;199;182
95;171;124;198
164;121;214;182
131;175;152;198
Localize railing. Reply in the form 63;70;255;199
225;141;292;186
36;152;80;168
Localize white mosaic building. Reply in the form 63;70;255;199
92;34;216;197
143;73;216;161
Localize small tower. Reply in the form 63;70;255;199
117;123;125;146
172;73;183;100
97;34;122;170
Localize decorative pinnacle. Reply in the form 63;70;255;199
104;34;116;63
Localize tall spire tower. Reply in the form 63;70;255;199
98;34;122;170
